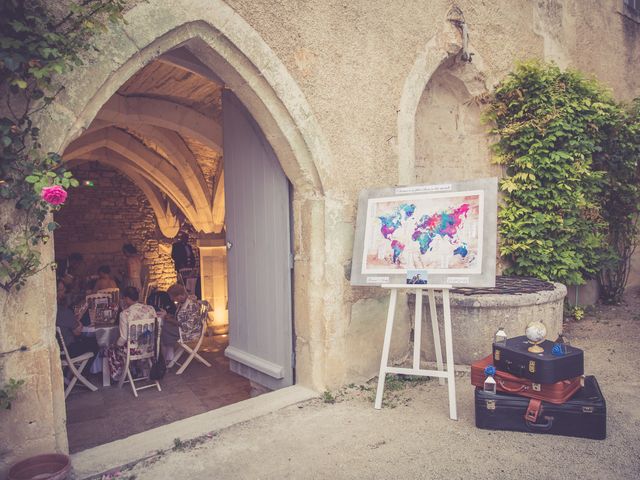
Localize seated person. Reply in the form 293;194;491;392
56;282;99;359
61;252;87;293
159;283;202;363
147;288;176;315
93;265;118;292
107;286;156;382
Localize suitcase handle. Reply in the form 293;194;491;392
497;379;527;393
525;416;554;431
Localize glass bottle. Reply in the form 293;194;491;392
494;327;508;346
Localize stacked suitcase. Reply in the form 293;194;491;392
471;334;606;440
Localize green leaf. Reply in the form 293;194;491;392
25;175;39;183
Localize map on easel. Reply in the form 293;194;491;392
362;191;482;274
350;177;498;287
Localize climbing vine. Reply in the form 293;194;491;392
0;0;126;291
486;61;640;289
593;98;640;304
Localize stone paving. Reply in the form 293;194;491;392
64;335;252;453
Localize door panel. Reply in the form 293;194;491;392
222;90;293;390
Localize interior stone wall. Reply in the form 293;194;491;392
54;163;198;292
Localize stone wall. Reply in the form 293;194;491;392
54;163;198;292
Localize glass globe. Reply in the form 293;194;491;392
525;321;547;353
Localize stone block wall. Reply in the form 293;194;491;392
54;163;199;292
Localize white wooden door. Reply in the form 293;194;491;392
222;90;294;390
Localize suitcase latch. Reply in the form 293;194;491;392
582;406;594;414
532;383;541;392
494;350;501;361
525;399;542;423
528;361;536;373
486;400;496;411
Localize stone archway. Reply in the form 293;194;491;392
12;0;334;460
396;13;493;185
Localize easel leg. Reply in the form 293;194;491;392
442;289;457;420
374;288;398;410
413;288;422;370
428;289;445;386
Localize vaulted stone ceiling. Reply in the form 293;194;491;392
63;47;224;238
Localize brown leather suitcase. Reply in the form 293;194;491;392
471;355;582;404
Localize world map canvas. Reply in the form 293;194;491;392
361;190;484;275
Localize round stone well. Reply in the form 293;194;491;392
408;277;567;365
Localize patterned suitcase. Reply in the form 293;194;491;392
471;355;582;404
475;375;606;440
492;335;584;383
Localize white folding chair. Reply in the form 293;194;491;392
96;287;120;306
168;301;212;375
178;268;199;295
118;317;162;397
56;327;98;399
141;281;156;306
85;293;115;324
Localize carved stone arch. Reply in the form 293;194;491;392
52;3;328;197
396;14;491;185
84;122;213;216
42;0;333;396
67;157;181;238
95;95;223;154
69;149;202;229
63;134;206;228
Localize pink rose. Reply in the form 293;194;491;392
41;185;68;205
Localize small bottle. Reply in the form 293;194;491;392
494;327;508;346
484;375;497;394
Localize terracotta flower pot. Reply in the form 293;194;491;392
8;453;71;480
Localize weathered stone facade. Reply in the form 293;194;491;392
1;0;638;474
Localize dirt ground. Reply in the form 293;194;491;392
113;294;640;480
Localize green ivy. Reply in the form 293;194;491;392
0;0;126;291
593;99;640;303
485;61;625;286
0;378;24;410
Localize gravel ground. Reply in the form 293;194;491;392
118;295;640;480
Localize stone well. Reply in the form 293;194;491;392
408;277;567;365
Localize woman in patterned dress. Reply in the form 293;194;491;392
159;283;203;364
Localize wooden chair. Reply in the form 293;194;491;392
56;327;98;399
118;317;162;397
168;300;212;375
96;287;120;306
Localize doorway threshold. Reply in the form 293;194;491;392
71;385;318;479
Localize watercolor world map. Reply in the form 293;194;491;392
362;191;483;274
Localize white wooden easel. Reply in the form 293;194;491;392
374;284;457;420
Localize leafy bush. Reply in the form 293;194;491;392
593;99;640;303
486;61;638;288
0;0;125;291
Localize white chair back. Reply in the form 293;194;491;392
86;293;116;324
126;317;159;361
178;300;210;343
96;287;120;306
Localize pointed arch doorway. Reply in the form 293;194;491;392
55;32;320;451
